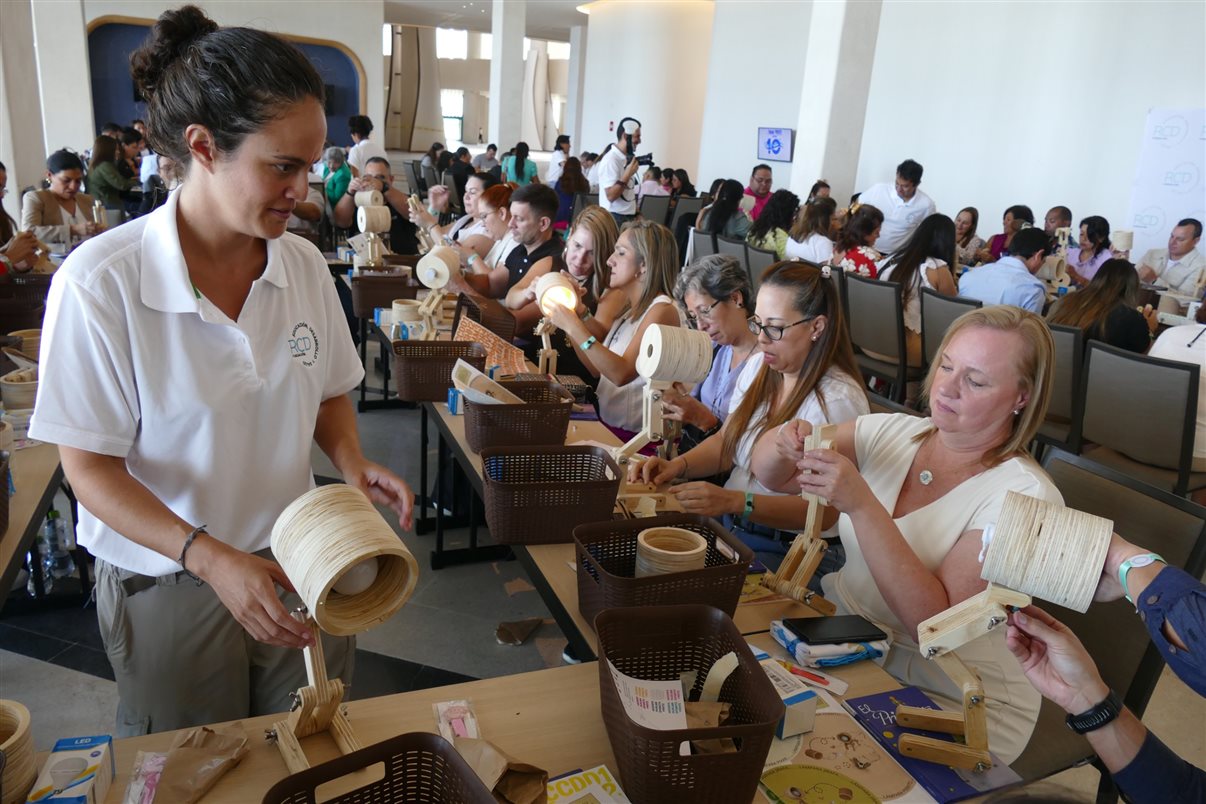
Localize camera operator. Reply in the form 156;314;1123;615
598;118;647;226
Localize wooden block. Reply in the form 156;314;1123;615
917;584;1031;658
898;734;993;772
896;705;966;735
273;720;310;775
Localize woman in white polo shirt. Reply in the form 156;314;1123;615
29;5;412;735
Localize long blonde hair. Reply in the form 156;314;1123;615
620;220;679;318
571;205;619;303
920;306;1054;467
721;262;863;466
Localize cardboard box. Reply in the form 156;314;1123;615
759;660;818;739
26;735;114;804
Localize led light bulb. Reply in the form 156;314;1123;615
333;557;380;595
535;272;578;317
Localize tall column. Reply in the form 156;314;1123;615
0;0;47;192
488;0;525;149
789;0;882;202
565;25;587;154
31;0;94;155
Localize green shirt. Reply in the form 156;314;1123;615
87;162;136;210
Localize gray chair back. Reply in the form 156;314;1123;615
716;235;748;271
844;273;912;402
1036;323;1085;455
745;245;777;294
692;227;717;259
442;173;463;214
403;161;424;198
669;196;703;234
920;288;981;367
422;164;439;191
638;194;672;226
1081;341;1199;494
1011;448;1206;791
571;193;595;225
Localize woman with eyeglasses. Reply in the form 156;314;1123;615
631;261;867;568
660;255;759;454
547;220;682;447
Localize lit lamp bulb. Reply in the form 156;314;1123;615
332;556;380;595
535;271;578;317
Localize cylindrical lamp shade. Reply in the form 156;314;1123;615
635;324;713;383
1112;230;1134;251
357;206;391;234
271;485;419;636
354;190;384;208
416;246;459;290
535;271;579;317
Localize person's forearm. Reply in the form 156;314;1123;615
313;394;366;476
680;431;729;478
560;316;636;385
1085;707;1148;776
750;423;808;493
293;202;322;223
605;183;624;203
332;196;355;229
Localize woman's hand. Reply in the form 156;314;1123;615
3;232;38;266
547;302;582;335
342;459;415;531
662;387;718;431
795;446;875;514
670;481;743;517
427;185;450;213
775;419;814;467
1140;304;1158;334
629;455;685;487
191;537;314;649
1006;606;1109;715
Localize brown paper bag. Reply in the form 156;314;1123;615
685;701;736;755
156;724;249;803
454;736;548;804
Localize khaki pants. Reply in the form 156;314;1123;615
96;553;355;736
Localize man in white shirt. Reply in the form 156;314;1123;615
858;159;936;254
597;121;642;225
546;134;570;186
958;227;1050;313
346;115;388;178
1137;218;1205;296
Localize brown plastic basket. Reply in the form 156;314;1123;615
574;513;753;629
596;604;784;804
7;275;53;304
392;341;487;402
261;732;494;804
0;451;9;537
350;273;418;319
452;292;517;342
463;381;573;453
0;301;45;333
481;445;620;544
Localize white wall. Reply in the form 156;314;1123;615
696;0;813;192
76;0;385;144
1;0;48;193
856;0;1206;235
33;0;94;157
581;0;714;176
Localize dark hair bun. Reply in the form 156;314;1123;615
129;5;218;102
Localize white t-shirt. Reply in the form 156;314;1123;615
596;296;681;431
347;138;389;176
878;257;944;334
784;233;834;265
596;146;636;216
1149;324;1206;463
29;189;363;576
858;182;936;254
287;183;325;233
546;149;568;186
1140;247;1206;297
484;232;519;271
823;413;1061;764
724;353;867;500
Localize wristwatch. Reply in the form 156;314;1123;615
1066;689;1122;734
1118;552;1165;604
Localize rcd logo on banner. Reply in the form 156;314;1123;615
1132;206;1166;234
1162;162;1201;194
1152;115;1189;147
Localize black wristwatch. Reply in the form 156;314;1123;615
1066;689;1122;734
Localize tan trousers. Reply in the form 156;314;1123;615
95;553;355;736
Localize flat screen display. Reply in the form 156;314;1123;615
757;127;794;162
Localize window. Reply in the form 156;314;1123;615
547;41;570;60
382;24;392;57
441;89;465;144
437;28;468;59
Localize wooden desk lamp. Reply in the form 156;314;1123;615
895;491;1113;771
413;246;459;341
533;272;580;375
265;485;420;773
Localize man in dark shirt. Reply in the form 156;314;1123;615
447;146;475;199
504;184;566;335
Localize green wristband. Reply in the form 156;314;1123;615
744;491;755;516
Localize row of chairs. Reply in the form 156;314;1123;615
849;273;1204;499
692;229;778;295
569;193;704;235
401;161;464;215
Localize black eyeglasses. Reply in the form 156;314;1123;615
685;298;723;328
748;316;814;341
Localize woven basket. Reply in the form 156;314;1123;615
0;368;37;410
463;381;573;453
481;445;620;544
6;275;53;305
452;293;517;342
392;341;487;402
351;274;419;319
0;451;10;540
596;604;784;804
574;514;752;629
261;732;494;804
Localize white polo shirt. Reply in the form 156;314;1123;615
596;146;637;216
1140;247;1206;297
30;190;363;576
859;181;936;254
347;137;389;176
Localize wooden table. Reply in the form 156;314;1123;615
0;444;64;609
422;400;817;660
95;640;899;803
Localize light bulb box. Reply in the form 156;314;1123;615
26;735;114;804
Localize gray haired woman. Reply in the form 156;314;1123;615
322;146;351;207
661;254;758;447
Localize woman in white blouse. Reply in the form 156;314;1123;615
784;197;837;264
548;220;682;443
876;213;958;368
753;306;1061;764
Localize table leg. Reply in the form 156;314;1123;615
429;434;510;570
416;404;432;535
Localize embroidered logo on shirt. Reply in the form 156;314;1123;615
289;322;320;367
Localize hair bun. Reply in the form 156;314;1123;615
129;5;218;102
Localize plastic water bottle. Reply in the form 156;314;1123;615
26;538;52;596
43;509;75;580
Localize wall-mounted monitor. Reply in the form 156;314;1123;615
757;127;794;162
